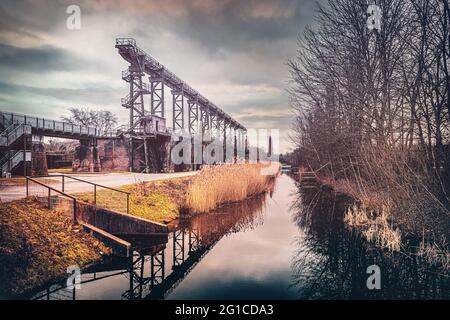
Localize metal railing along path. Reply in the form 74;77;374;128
44;174;131;214
26;177;78;223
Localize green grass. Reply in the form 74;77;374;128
72;176;192;224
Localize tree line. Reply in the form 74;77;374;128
289;0;450;239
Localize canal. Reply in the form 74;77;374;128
31;174;449;300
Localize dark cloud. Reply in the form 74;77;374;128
0;0;324;151
174;1;313;53
0;1;67;34
0;43;84;71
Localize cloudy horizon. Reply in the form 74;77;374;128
0;0;323;153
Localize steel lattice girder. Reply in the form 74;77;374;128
172;87;184;131
150;77;164;118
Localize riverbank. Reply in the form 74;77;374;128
0;198;111;298
0;164;278;297
74;163;279;224
311;175;450;269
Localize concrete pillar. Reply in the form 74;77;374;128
31;141;48;177
73;140;101;173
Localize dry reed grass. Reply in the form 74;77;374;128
185;163;279;213
317;144;449;261
344;204;401;252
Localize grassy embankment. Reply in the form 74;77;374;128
0;163;278;297
0;198;110;298
74;163;279;223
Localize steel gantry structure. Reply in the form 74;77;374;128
115;38;247;171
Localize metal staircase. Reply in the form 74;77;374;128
0;150;31;177
0;123;32;148
0;121;32;177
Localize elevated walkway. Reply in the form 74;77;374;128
0;111;117;140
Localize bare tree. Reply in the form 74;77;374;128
62;107;118;134
289;0;450;242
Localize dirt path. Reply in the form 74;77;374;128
0;172;196;202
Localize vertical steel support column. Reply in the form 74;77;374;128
215;116;223;142
223;119;228;162
209;112;217;138
188;97;199;135
172;85;184;132
124;65;146;130
200;106;210;136
172;229;185;268
150;250;165;287
150;77;165;118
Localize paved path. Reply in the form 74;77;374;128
0;172;196;203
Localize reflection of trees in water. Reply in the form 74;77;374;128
291;183;450;299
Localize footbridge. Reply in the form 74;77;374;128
0;38;248;176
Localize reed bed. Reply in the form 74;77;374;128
185;163;279;214
344;204;401;252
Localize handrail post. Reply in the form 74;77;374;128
94;184;97;205
62;175;65;192
127;194;130;214
73;199;77;224
48;188;51;209
26;177;29;197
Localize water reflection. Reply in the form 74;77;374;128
31;188;271;300
29;175;449;300
290;179;450;299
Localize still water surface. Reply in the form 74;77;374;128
31;174;449;300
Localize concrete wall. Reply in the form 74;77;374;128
72;135;180;173
72;140;101;172
77;203;168;236
97;138;129;171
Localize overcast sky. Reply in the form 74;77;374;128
0;0;322;152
